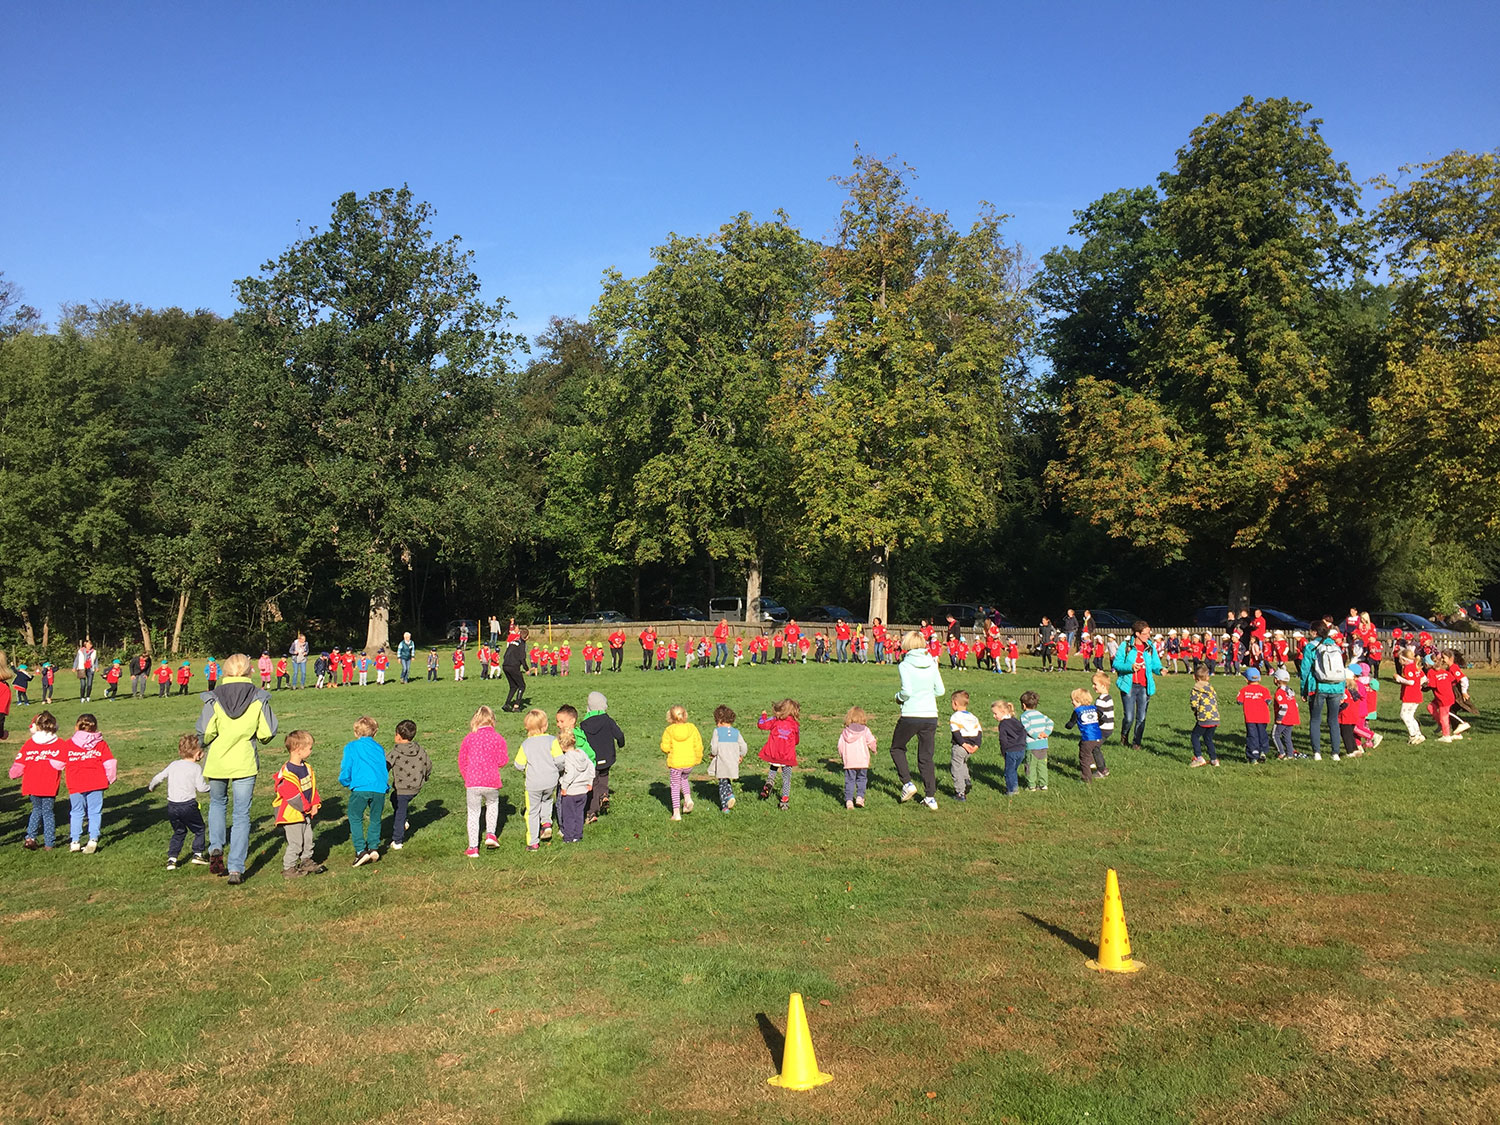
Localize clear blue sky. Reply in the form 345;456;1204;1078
5;1;1497;343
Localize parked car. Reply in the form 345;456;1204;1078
1452;600;1492;622
707;596;745;621
748;597;790;625
445;618;479;641
1193;605;1311;631
652;604;706;622
932;603;984;628
1087;608;1141;629
581;609;630;624
800;605;864;624
1370;612;1454;635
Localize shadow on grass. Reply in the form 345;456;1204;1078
755;1010;785;1069
1020;911;1096;958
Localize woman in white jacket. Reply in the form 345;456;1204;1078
890;630;945;809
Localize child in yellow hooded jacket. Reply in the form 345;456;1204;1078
660;704;703;822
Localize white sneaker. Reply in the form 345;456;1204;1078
670;812;681;821
900;782;918;803
82;840;98;854
1313;753;1322;761
1371;733;1383;748
70;841;82;852
683;799;694;814
1331;754;1341;761
921;796;938;811
1411;735;1426;745
1438;735;1455;743
1453;721;1471;735
390;842;403;850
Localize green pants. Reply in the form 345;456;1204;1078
347;790;385;854
1028;749;1048;790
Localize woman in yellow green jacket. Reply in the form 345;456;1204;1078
195;653;278;884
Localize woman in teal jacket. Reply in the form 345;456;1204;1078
1298;618;1345;758
1111;621;1163;748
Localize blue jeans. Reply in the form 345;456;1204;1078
842;768;868;802
292;661;306;689
836;639;849;663
1307;692;1342;755
69;789;104;843
1191;724;1219;762
1121;683;1151;745
28;795;56;846
1245;723;1269;762
1003;749;1027;794
208;775;257;874
714;642;728;667
400;657;411;683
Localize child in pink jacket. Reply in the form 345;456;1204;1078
457;705;510;856
838;705;877;809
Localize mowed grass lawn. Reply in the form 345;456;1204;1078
2;658;1498;1124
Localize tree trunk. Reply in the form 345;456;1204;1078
41;615;50;649
1227;557;1252;614
20;608;35;648
366;591;391;653
745;557;763;622
170;587;190;655
134;587;153;655
631;567;642;621
868;547;890;625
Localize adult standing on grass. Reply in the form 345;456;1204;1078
1063;609;1080;649
290;632;309;690
74;640;96;703
1111;620;1163;749
890;630;946;809
196;653;277;885
502;628;530;712
397;631;416;684
1299;618;1345;760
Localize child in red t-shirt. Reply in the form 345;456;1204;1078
9;710;63;848
61;713;116;852
1394;646;1425;743
453;647;466;682
1235;668;1272;763
176;662;192;696
1271;668;1302;758
156;660;172;698
1425;654;1459;741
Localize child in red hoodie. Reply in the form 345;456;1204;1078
59;713;116;852
9;710;63;848
756;698;801;809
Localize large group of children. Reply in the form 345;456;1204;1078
5;610;1483;876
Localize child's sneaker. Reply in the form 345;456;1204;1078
953;792;966;801
69;841;82;852
540;824;553;841
367;848;380;862
1453;720;1471;735
1313;752;1322;761
921;796;938;810
190;853;209;866
726;796;735;810
465;847;479;858
1370;732;1384;748
484;833;500;849
1348;748;1365;757
671;812;681;821
166;857;178;871
1331;753;1341;761
23;838;37;850
1190;757;1206;767
721;805;732;815
527;843;539;851
390;842;403;850
777;798;789;811
845;800;854;810
82;840;98;854
1209;761;1220;768
353;851;372;866
1039;783;1049;789
899;781;918;802
683;798;694;814
758;782;772;800
208;850;226;874
854;796;865;808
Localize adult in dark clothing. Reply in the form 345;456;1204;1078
581;690;625;821
1063;609;1080;648
501;629;529;712
945;615;961;641
130;653;151;698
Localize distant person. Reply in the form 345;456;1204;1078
1063;609;1079;647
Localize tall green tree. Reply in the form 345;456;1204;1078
780;154;1031;622
230;187;524;650
592;212;817;611
1047;97;1367;607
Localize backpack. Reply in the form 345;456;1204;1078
1313;640;1345;684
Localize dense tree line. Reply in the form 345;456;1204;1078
1;99;1496;659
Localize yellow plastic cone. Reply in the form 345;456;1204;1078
1086;868;1144;973
768;992;833;1090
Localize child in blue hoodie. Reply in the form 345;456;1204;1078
1065;688;1107;783
339;716;389;866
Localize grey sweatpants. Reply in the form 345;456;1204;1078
950;745;971;797
466;786;499;847
282;822;314;870
525;787;555;845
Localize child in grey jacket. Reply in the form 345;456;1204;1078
513;709;562;850
386;719;432;850
557;732;596;843
706;704;749;813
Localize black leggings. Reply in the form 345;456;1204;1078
504;667;526;709
889;716;938;799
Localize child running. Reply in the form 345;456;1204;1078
514;708;562;849
706;704;748;813
756;699;801;810
837;706;878;809
660;704;704;820
948;690;982;801
147;733;211;869
458;705;509;856
386;719;431;850
1065;688;1107;783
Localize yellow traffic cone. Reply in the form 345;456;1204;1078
768;992;833;1090
1086;868;1144;973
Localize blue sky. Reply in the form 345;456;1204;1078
5;1;1497;343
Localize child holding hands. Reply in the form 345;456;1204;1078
756;699;801;810
60;714;116;852
706;704;748;813
10;710;63;850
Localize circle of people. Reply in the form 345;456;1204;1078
4;611;1476;881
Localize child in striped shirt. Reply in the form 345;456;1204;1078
1017;691;1053;793
1091;671;1116;746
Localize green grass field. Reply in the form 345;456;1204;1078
2;659;1498;1124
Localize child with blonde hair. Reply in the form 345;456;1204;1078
148;733;211;869
993;699;1028;795
458;705;509;856
339;716;388;866
271;730;324;877
757;698;801;810
10;710;63;850
1065;687;1106;782
557;731;596;842
837;705;877;809
661;704;704;820
706;704;748;813
514;708;562;849
948;690;981;801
